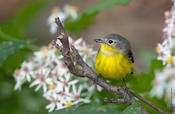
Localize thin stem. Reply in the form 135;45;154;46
127;89;166;114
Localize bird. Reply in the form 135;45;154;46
95;33;134;80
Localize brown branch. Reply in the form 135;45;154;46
104;97;131;104
53;17;166;114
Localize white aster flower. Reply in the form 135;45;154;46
71;85;90;104
150;71;167;98
45;93;62;112
30;69;52;92
151;1;175;109
48;8;67;34
71;37;97;61
14;15;100;112
21;62;34;82
45;81;64;96
14;77;24;90
59;73;78;86
53;61;68;76
64;5;78;19
14;69;23;90
48;5;78;34
151;68;175;105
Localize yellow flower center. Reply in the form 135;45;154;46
43;49;49;56
65;102;71;107
55;50;59;55
156;45;160;52
49;84;55;90
51;8;59;14
71;6;77;11
167;57;173;63
84;48;89;54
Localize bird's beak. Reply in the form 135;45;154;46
94;39;105;44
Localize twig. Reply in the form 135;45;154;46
104;97;131;104
128;89;165;113
53;17;166;114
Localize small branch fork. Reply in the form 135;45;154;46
52;17;166;114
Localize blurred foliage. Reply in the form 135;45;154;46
137;49;157;71
0;0;48;40
0;0;172;113
65;0;131;33
0;0;48;114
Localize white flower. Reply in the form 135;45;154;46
13;62;34;90
14;80;23;90
152;2;175;106
150;86;165;98
14;15;99;112
33;47;48;61
70;37;97;61
53;61;68;76
71;85;90;104
44;81;64;96
64;5;78;19
48;8;67;34
55;103;65;110
151;67;175;105
48;5;78;34
46;95;58;112
14;69;23;90
30;69;52;92
59;73;78;86
150;71;167;98
81;84;95;99
20;62;34;82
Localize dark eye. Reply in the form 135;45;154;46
108;40;113;44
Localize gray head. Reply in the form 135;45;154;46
95;33;131;53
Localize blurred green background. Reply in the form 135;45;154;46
0;0;172;113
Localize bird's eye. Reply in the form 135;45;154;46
108;40;113;44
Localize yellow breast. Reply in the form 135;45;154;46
95;44;134;79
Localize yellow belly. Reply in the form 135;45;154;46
95;51;134;79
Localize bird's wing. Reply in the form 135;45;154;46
126;50;134;63
126;50;134;74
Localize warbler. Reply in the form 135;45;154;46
95;34;134;80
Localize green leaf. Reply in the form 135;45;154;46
65;12;98;33
0;28;18;41
85;0;130;14
0;40;30;65
65;0;131;33
0;23;24;40
52;104;121;114
127;60;164;93
122;102;142;114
